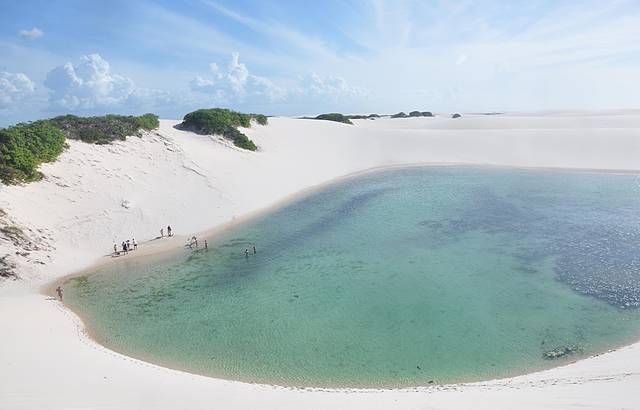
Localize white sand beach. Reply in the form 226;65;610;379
2;112;640;409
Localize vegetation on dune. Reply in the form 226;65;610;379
452;113;462;118
346;113;380;120
0;254;17;279
0;113;160;185
180;108;266;151
50;113;159;144
135;113;161;130
309;113;381;121
311;113;353;125
393;111;434;118
409;111;434;117
0;120;66;184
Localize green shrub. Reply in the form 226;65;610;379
136;113;160;130
313;113;353;124
407;111;434;117
180;108;266;151
50;113;159;144
251;114;268;126
344;114;380;120
0;113;160;185
452;113;462;118
392;111;433;118
0;120;66;184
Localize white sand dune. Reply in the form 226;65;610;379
1;113;640;409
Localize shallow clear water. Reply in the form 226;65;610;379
65;167;640;387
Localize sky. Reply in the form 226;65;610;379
1;0;640;126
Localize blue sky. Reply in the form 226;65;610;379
1;0;640;126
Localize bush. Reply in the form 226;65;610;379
452;113;462;118
251;114;268;126
397;111;434;118
136;113;160;130
180;108;265;151
50;113;159;144
0;120;66;184
345;114;380;120
313;113;353;124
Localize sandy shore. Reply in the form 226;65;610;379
2;112;640;409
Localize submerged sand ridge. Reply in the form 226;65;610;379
2;112;640;409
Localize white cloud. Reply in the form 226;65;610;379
43;53;169;112
44;54;134;109
190;75;217;93
297;72;366;100
18;27;44;40
188;53;366;113
0;71;36;110
190;52;286;103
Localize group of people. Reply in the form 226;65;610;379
57;228;256;305
187;235;208;250
114;238;137;256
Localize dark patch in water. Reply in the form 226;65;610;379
414;183;640;309
553;226;640;309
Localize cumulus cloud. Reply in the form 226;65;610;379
190;53;363;107
190;76;217;93
190;52;286;103
296;72;366;100
0;71;36;110
44;53;168;111
19;27;44;40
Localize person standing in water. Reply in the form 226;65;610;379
204;240;208;249
245;248;249;258
56;286;63;301
253;245;256;254
167;225;172;237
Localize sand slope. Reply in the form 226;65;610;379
1;113;640;409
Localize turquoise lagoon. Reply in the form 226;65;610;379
65;167;640;387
